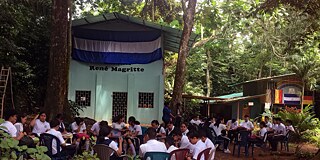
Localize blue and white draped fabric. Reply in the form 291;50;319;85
72;28;162;64
283;94;301;105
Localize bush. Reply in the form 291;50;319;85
277;105;320;145
0;125;50;160
73;151;99;160
278;105;320;137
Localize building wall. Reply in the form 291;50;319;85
68;59;164;124
231;98;262;120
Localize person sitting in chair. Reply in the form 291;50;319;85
0;109;24;140
239;115;254;131
139;128;167;158
46;119;76;157
97;126;123;159
151;120;166;137
30;112;50;136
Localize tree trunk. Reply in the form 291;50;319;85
44;0;70;119
170;0;197;113
301;81;305;113
206;50;211;97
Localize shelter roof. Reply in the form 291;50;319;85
216;92;243;99
214;94;266;104
182;94;225;100
72;12;199;53
230;73;296;87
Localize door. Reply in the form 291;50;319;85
112;92;128;121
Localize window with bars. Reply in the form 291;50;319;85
112;92;128;120
138;92;154;108
75;90;91;106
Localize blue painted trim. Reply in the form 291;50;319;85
72;28;161;42
72;48;162;64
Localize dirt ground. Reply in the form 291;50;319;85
214;143;319;160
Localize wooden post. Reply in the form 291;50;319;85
207;100;210;117
237;101;240;122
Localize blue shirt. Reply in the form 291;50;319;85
162;106;171;121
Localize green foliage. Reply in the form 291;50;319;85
278;105;320;143
0;120;50;160
301;128;320;147
0;0;51;113
67;100;87;117
73;151;99;160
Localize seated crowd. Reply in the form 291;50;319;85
0;109;295;159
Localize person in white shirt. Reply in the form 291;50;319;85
187;131;207;160
71;117;87;134
226;119;238;130
180;122;189;136
269;118;286;151
14;113;27;135
97;126;123;157
71;117;90;151
166;121;177;137
265;116;273;130
199;130;216;160
275;119;286;135
240;115;254;131
285;119;295;134
30;112;50;136
209;119;230;153
112;115;126;131
125;116;142;157
248;121;268;147
252;121;268;140
46;119;76;157
171;129;194;153
91;120;108;136
226;119;238;143
190;115;201;126
165;137;179;160
139;128;167;158
55;114;66;133
0;109;24;140
151;120;166;137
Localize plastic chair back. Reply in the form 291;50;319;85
169;148;189;160
196;148;211;160
144;152;170;160
93;144;115;160
262;132;268;142
283;130;290;141
238;130;250;146
208;146;217;160
40;133;61;157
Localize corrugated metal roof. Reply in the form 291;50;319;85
229;73;296;87
216;92;243;99
214;94;266;104
72;12;199;53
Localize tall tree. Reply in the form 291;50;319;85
289;32;320;112
170;0;197;112
44;0;70;118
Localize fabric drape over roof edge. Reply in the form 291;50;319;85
72;12;199;53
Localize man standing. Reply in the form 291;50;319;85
162;102;174;127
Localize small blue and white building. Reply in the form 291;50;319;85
68;13;198;124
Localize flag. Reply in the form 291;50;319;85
283;94;300;105
72;28;162;64
274;89;283;104
303;96;313;105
